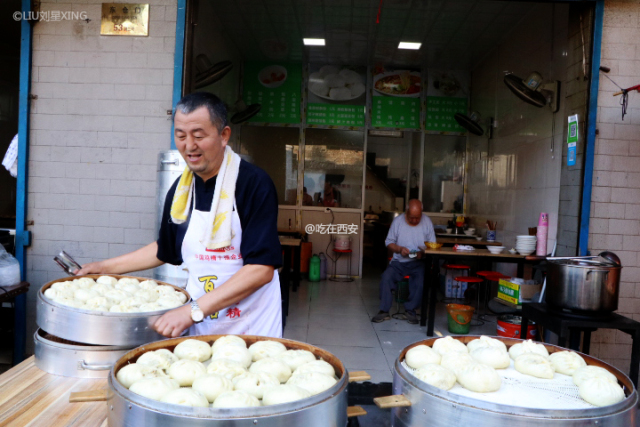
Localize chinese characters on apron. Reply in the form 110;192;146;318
181;201;282;337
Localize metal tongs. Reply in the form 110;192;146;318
54;251;82;275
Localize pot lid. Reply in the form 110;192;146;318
552;258;619;268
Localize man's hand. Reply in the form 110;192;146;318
153;304;193;338
400;247;411;257
75;261;105;276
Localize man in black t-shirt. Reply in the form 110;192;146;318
78;92;283;338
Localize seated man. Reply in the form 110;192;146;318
372;199;436;324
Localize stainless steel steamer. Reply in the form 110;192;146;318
34;329;131;379
107;335;349;427
36;274;191;347
390;336;637;426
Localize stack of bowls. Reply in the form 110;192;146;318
515;235;537;255
464;228;476;236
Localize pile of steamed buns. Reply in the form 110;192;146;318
43;276;187;313
405;336;625;407
116;337;338;408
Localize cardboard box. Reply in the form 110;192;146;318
497;278;542;304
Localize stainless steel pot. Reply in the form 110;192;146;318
389;336;637;426
107;335;349;427
546;252;622;312
34;329;131;378
37;275;191;346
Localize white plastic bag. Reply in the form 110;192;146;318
2;134;18;178
0;246;20;287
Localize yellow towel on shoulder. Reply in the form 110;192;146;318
170;145;241;250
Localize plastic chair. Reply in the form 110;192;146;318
391;275;410;319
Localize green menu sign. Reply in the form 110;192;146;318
425;96;468;132
243;62;301;124
307;104;365;126
372;98;420;129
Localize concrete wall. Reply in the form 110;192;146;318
25;0;177;352
587;0;640;375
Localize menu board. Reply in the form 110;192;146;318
243;62;301;124
306;64;366;127
425;69;469;133
425;97;468;132
372;68;421;129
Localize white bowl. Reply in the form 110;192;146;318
445;228;453;234
516;235;536;239
518;250;535;256
475;236;482;241
464;231;475;236
487;246;505;254
508;249;517;254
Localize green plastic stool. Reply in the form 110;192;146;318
392;276;410;319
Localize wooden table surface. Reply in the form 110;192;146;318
0;357;108;426
423;247;544;261
278;237;301;246
436;237;503;246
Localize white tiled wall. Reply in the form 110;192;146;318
25;0;177;353
586;0;640;375
466;3;567;250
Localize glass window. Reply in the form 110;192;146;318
422;135;466;213
304;129;364;209
238;126;299;206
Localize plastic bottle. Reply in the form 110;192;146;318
319;253;327;280
308;254;320;282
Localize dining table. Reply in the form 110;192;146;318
420;247;546;336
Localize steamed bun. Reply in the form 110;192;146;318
573;365;618;387
432;337;468;355
212;390;261;408
129;377;179;400
232;372;280;399
160;388;209;407
174;339;212;362
249;357;292;383
293;360;336;378
248;340;287;362
413;364;456;391
212;335;247;353
206;359;248;380
457;363;502;393
212;345;252;368
192;374;234;403
116;364;167;389
549;351;587;376
167;359;207;386
579;376;625;407
515;353;555;379
276;349;317;371
136;349;179;371
508;340;549;360
262;385;311;406
286;372;337;395
470;346;510;369
405;345;442;369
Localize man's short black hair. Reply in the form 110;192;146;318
175;92;228;132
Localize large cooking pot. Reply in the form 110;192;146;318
546;252;622;313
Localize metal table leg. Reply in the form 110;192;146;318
420;256;429;327
293;245;301;292
630;328;640;387
427;255;439;336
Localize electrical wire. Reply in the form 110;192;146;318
324;208;337;265
600;72;630;121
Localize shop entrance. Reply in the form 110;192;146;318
180;0;595;278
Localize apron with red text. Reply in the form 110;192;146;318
181;201;282;337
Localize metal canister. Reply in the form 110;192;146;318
154;151;189;287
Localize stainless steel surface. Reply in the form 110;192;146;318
392;336;637;427
37;274;191;346
107;335;349;427
54;251;82;275
154;150;189;287
546;254;622;313
34;329;131;379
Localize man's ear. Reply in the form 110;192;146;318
220;126;232;145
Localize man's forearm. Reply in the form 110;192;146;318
387;243;405;254
96;242;164;274
197;264;274;317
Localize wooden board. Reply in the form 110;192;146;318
374;395;411;408
0;357;108;426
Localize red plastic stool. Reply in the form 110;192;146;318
441;264;470;303
454;276;484;326
477;272;509;320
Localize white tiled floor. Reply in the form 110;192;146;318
283;268;500;384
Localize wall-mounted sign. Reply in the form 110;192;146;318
425;69;469;134
243;62;302;124
372;68;421;129
101;3;149;36
567;114;578;166
306;64;366;127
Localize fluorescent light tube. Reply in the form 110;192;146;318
303;38;325;46
398;42;421;50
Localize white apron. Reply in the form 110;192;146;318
181;200;282;337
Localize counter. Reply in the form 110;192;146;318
0;357;107;426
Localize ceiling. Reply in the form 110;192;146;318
204;0;541;70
